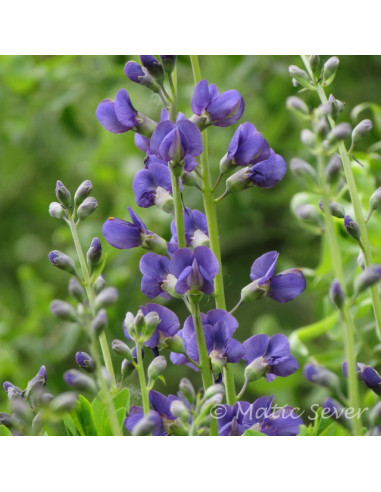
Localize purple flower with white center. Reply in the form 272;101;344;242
218;396;302;436
96;89;140;134
149;114;202;169
227;122;270;167
243;334;298;382
170;309;242;369
170;208;209;249
124;303;180;349
241;251;306;303
132;163;173;210
139;253;171;299
124;390;178;436
342;361;381;395
169;246;219;295
191;79;244;127
102;207;166;254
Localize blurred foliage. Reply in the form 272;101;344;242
2;55;381;420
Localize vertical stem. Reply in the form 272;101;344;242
190;55;237;405
136;341;150;415
170;170;186;249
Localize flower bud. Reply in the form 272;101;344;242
181;171;199;187
75;352;95;372
369;187;381;216
147;355;167;381
290;158;316;181
124;312;136;339
91;309;107;336
288;65;315;90
179;378;196;405
49;392;77;413
164;335;185;354
295;204;322;225
354;265;381;294
316;118;329;137
0;412;14;429
134;310;146;333
87;237;102;273
77;197;98;220
68;278;85;303
64;370;97;393
49;250;77;276
170;400;189;423
140;56;164;85
74;180;92;206
344;215;361;241
49;201;67;219
240;281;266;303
124;61;160;93
121;359;135;380
144;311;160;339
357;250;365;270
95;287;118;310
219;153;234;174
303;363;340;389
3;382;23;401
93;275;106;294
369;400;381;426
245;356;269;382
11;398;34;426
160;55;176;74
322;57;340;86
327;123;351;144
55;180;71;209
203;383;225;401
50;300;78;322
329;280;345;309
308;55;320;72
328;94;345;121
318;200;345;219
352;119;372;145
301;129;317;148
225;167;250;194
286;96;310;117
112;339;134;363
131;413;157;436
143;234;168;256
326;154;342;182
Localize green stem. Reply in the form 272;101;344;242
68;216;121;435
136;341;150;415
190;55;237;406
170;169;186;249
169;69;177;121
301;54;381;340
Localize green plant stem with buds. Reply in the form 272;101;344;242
135;340;150;415
67;214;121;435
190;54;237;406
301;55;381;341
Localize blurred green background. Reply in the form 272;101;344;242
2;55;381;419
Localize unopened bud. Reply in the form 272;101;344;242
112;339;134;363
49;201;67;219
319;200;345;219
181;171;198;187
68;278;85;303
308;55;320;72
286;96;310;117
354;265;381;294
245;356;269;382
77;197;98;220
131;413;157;436
170;400;189;423
91;309;107;336
165;335;186;354
290;158;316;181
352;119;372;145
203;383;225;401
95;287;118;310
344;215;361;241
301;129;317;148
369;187;381;217
49;392;77;413
75;352;95;372
140;56;164;85
326;154;342;182
147;355;167;380
220;153;234;174
295;204;322;225
329;280;345;309
64;370;96;393
179;378;196;405
328;94;345;121
288;65;315;90
144;311;160;340
74;180;92;206
87;237;102;273
0;412;14;429
124;312;136;339
93;275;106;294
240;281;266;303
49;250;77;276
144;234;168;256
121;359;135;380
55;180;71;209
303;363;340;389
322;57;340;86
50;300;78;322
327;123;351;144
160;55;176;74
357;250;365;270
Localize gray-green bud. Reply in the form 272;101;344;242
288;65;315;90
290;158;316;181
344;215;361;241
286;96;310;117
64;370;97;393
295;204;322;225
322;57;340;86
170;400;189;423
164;335;186;354
50;300;78;322
147;355;167;381
95;287;118;310
354;265;381;294
300;129;317;148
93;275;106;294
369;187;381;220
328;94;345;121
77;197;98;220
55;180;72;209
49;392;77;413
240;281;267;303
49;250;77;276
91;309;107;336
318;200;345;219
49;201;67;219
74;180;92;207
179;378;196;405
87;237;102;273
329;280;345;309
112;339;134;363
326;154;342;182
327;123;351;144
131;414;157;436
121;359;135;380
68;278;86;303
308;55;320;73
352;119;372;145
245;356;269;382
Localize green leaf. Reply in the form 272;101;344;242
297;425;315;436
103;407;126;436
319;422;349;436
112;388;130;412
75;395;98;436
0;425;12;436
90;252;108;284
63;415;80;436
243;429;266;436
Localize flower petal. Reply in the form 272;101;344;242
193;246;219;278
243;334;270;364
268;269;306;303
96;99;129;134
114;89;138;128
191;79;210;115
102;217;141;249
249;150;287;188
150;120;175;157
169;248;193;277
177;119;203;156
250;251;279;282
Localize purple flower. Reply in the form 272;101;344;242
124;303;180;349
242;251;306;303
170;208;209;249
124;390;178;436
170;309;242;368
132;163;172;209
149;114;203;169
343;361;381;395
246;149;287;188
191;79;244;127
96;89;140;134
134;109;171;168
218;396;302;436
227;122;270;166
169;246;219;295
243;334;298;382
139;253;171;299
